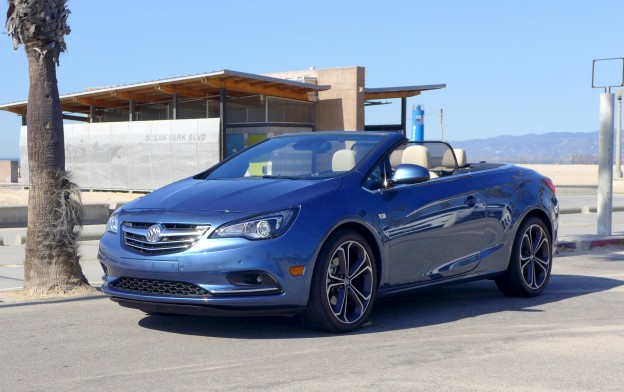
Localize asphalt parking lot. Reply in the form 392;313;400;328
1;198;624;391
1;241;623;391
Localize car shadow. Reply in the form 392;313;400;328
137;273;622;339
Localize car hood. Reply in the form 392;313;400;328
123;176;343;214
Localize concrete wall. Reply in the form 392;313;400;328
519;164;624;193
266;66;366;131
0;203;113;228
519;164;600;186
19;118;221;190
0;160;18;183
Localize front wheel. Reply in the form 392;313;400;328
496;217;552;297
301;231;377;333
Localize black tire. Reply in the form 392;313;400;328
301;230;378;333
496;217;552;297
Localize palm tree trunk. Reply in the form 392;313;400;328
23;50;89;295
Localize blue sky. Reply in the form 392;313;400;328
0;0;622;159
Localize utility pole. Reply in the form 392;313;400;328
616;89;623;178
597;92;614;235
440;108;444;141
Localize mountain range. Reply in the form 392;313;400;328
451;131;607;164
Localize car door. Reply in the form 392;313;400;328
382;173;488;286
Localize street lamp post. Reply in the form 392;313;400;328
592;57;624;235
616;89;623;178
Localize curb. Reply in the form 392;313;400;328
557;236;624;250
559;206;624;214
0;203;117;228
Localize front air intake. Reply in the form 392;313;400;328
111;277;210;296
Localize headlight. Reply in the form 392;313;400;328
106;212;120;234
212;209;297;240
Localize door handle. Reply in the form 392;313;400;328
464;196;479;207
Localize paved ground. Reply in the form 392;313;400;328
0;245;622;391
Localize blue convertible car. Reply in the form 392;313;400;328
99;131;558;332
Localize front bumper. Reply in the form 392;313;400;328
98;225;320;314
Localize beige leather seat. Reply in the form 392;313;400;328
390;149;404;170
332;149;356;172
454;148;467;167
401;145;438;179
441;149;457;169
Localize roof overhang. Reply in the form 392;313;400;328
0;69;331;115
364;84;446;100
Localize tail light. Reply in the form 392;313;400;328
543;178;556;195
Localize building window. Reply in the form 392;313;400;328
227;95;266;123
267;97;315;124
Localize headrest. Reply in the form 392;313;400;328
401;145;431;168
332;149;356;172
442;149;457;168
454;149;467;167
390;149;404;168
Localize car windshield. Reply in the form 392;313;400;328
204;133;384;180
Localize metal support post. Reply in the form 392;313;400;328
616;90;623;178
219;88;228;161
400;98;406;137
172;94;179;120
597;93;615;235
128;100;135;122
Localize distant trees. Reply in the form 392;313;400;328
6;0;90;296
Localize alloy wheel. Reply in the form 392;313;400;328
519;224;550;290
325;240;374;324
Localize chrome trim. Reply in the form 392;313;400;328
208;287;281;294
122;223;210;255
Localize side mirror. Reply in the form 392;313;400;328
390;164;430;185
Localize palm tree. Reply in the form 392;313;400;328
6;0;90;296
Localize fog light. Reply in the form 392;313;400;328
227;271;278;287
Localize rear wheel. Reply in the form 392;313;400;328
496;217;552;297
301;231;377;333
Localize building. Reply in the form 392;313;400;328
0;66;444;190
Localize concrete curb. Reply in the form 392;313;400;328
559;205;624;214
0;203;123;228
557;236;624;250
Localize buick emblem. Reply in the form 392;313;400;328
146;224;163;243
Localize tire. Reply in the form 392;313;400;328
496;217;552;297
301;230;378;333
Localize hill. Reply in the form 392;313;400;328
451;131;603;164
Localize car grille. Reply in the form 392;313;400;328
122;222;210;255
111;277;210;296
